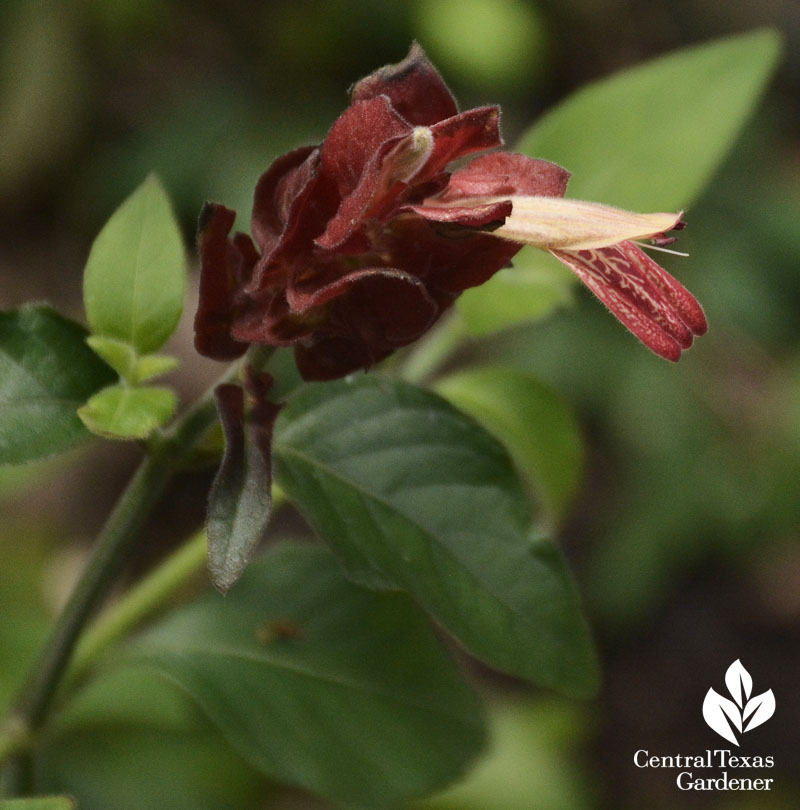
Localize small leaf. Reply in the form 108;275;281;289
435;367;584;530
725;658;753;707
83;174;186;354
517;30;781;211
86;335;138;380
0;305;115;464
702;688;741;745
0;799;75;810
129;543;486;806
274;376;598;696
133;353;179;383
743;689;776;733
77;384;176;440
207;376;279;593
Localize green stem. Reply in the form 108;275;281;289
67;528;209;687
399;311;467;385
0;365;240;792
66;485;288;688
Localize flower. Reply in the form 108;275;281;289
195;43;706;380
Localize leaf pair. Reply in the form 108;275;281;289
79;174;186;440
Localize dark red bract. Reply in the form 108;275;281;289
194;43;568;380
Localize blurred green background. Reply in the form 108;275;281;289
1;0;799;808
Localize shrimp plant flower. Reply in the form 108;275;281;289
195;43;706;380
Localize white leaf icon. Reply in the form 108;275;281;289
743;689;776;732
703;688;742;745
725;659;752;707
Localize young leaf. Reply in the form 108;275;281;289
273;376;598;697
128;543;486;806
133;353;179;383
83;174;186;354
435;367;584;530
86;335;138;380
77;384;176;440
517;29;781;211
0;800;75;810
206;379;279;593
0;305;115;464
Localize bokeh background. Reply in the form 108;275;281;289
2;1;799;808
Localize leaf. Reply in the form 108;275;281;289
133;353;179;383
83;174;186;354
0;799;75;810
77;384;176;440
85;335;138;380
128;543;486;806
273;376;598;696
206;379;278;593
0;305;115;464
435;367;584;530
702;688;741;745
517;30;781;211
457;249;575;336
38;666;264;810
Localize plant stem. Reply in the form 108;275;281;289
399;311;467;385
0;369;236;792
66;485;287;688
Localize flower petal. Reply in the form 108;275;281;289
551;242;706;360
194;203;255;360
470;196;683;250
292;268;441;381
435;152;570;201
420;107;503;178
350;41;459;126
251;145;319;253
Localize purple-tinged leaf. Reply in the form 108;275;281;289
207;372;280;592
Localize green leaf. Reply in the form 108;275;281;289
0;800;75;810
457;248;575;336
435;367;584;531
128;543;486;806
83;174;186;354
206;384;275;593
517;29;781;210
86;336;179;384
0;305;115;464
77;384;176;440
85;335;137;380
274;376;598;696
133;353;179;383
38;666;264;810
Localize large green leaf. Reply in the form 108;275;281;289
39;666;264;810
83;174;185;354
435;367;584;531
273;376;598;696
128;543;486;807
0;305;115;464
517;30;781;211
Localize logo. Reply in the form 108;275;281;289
702;659;775;746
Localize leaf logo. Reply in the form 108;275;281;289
702;660;775;746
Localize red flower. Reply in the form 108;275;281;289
195;44;706;380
